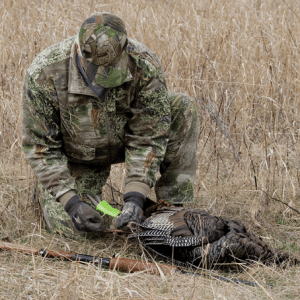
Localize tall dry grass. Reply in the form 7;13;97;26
1;0;300;298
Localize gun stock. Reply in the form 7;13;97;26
109;257;177;275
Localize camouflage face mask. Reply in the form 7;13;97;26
76;12;132;88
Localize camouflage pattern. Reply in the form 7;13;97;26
34;92;199;235
32;93;199;237
77;12;131;88
38;162;111;236
22;33;170;200
22;13;199;235
38;183;75;237
155;93;199;204
111;202;144;229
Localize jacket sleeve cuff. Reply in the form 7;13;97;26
124;181;150;198
58;190;77;207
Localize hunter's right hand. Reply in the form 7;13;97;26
63;195;102;232
111;192;146;229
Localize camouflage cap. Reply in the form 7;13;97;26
77;12;132;88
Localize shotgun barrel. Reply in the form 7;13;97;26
0;241;74;259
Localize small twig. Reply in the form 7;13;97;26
105;183;124;196
197;97;240;162
243;135;258;190
109;176;117;206
261;190;300;215
105;183;124;206
163;46;177;73
2;116;21;134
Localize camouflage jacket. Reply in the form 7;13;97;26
22;35;171;200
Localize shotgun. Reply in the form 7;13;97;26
0;241;176;275
0;241;258;287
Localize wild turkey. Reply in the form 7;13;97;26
129;202;298;269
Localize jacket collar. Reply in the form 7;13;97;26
68;35;133;96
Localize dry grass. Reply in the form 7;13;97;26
1;0;300;298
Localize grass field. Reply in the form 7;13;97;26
1;0;300;298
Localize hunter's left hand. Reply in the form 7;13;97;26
112;192;146;229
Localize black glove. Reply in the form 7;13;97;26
64;195;102;232
112;192;146;229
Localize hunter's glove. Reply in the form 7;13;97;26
112;192;146;229
64;195;102;232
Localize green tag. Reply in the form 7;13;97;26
95;200;120;217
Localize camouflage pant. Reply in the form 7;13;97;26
155;93;199;203
38;93;199;235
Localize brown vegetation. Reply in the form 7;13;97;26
1;0;300;298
